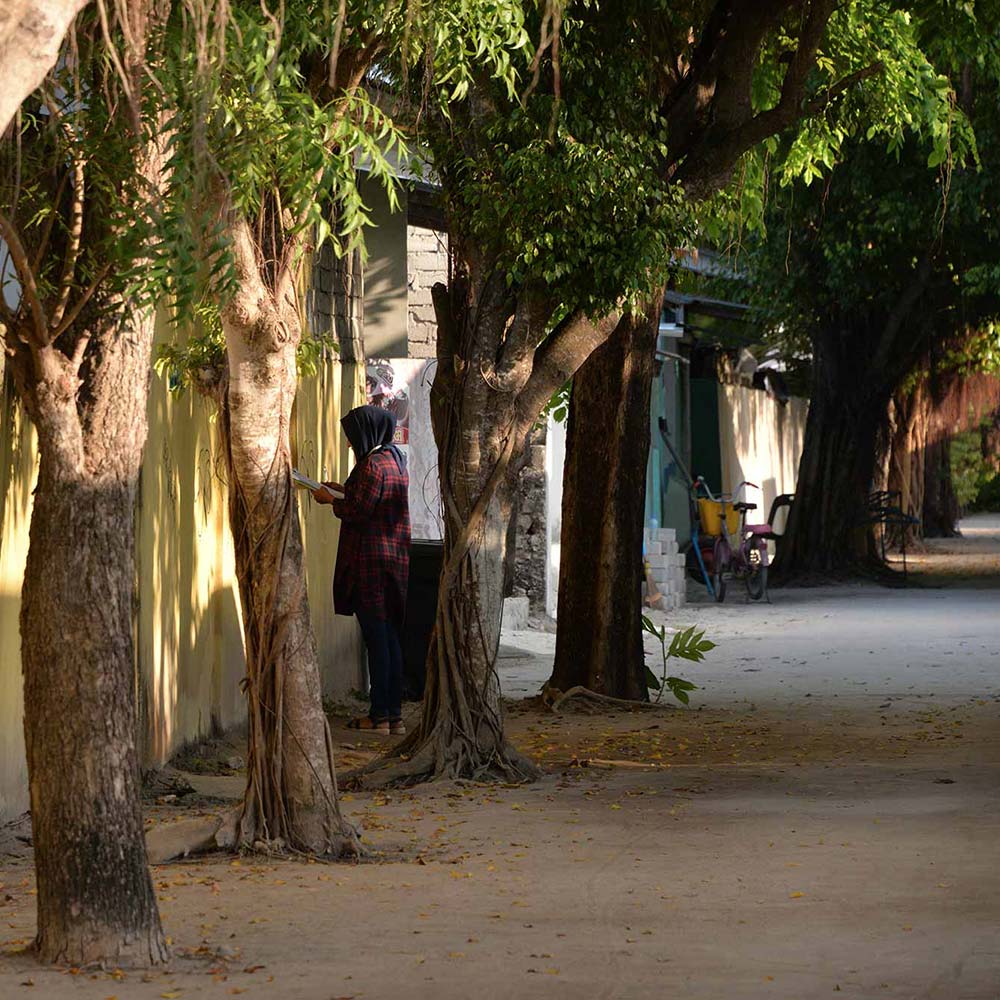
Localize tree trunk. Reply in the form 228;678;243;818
549;311;657;700
778;334;891;576
356;266;556;787
404;470;528;780
922;435;960;537
15;309;167;967
357;427;535;786
352;242;621;787
218;215;356;856
885;383;930;549
502;437;532;599
376;373;536;783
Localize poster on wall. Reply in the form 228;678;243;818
365;359;410;445
366;358;443;541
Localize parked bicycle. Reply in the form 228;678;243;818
694;478;770;603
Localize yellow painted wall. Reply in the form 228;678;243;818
0;333;365;817
0;382;34;819
136;320;247;768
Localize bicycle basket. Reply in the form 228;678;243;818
697;498;740;537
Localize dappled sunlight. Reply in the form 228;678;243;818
140;364;247;766
0;388;36;818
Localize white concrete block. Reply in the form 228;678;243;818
502;596;530;631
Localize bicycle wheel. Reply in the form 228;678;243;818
712;537;729;603
745;541;768;602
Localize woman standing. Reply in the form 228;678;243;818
313;405;410;735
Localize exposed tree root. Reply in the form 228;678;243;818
346;724;539;791
145;806;360;864
542;684;676;714
145;809;240;864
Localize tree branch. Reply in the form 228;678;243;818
0;0;90;137
804;61;883;115
213;184;266;329
0;210;49;344
50;263;111;342
431;280;460;361
514;309;622;436
493;286;553;394
735;0;837;140
673;0;840;192
50;132;86;329
31;169;69;274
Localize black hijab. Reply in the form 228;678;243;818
341;404;406;471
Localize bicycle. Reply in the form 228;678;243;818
695;479;770;603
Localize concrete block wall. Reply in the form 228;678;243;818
513;434;548;612
407;225;448;359
644;527;687;612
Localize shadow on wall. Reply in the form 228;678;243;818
294;359;366;701
0;593;29;820
138;369;247;769
0;379;36;820
142;585;244;768
719;384;807;527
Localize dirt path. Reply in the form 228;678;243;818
905;513;1000;588
2;519;999;999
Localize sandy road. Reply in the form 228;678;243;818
1;518;999;999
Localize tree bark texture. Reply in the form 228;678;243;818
884;383;930;549
12;306;168;967
0;0;89;137
549;310;658;700
218;212;356;856
502;438;532;599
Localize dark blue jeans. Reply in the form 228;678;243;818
357;612;403;722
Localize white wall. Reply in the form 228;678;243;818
717;384;808;536
544;413;566;619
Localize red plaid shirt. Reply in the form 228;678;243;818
332;449;410;627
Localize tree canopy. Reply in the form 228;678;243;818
732;6;1000;387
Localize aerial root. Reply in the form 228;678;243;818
542;684;675;714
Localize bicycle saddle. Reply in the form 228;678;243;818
733;501;757;512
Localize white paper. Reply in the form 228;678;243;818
292;469;342;498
